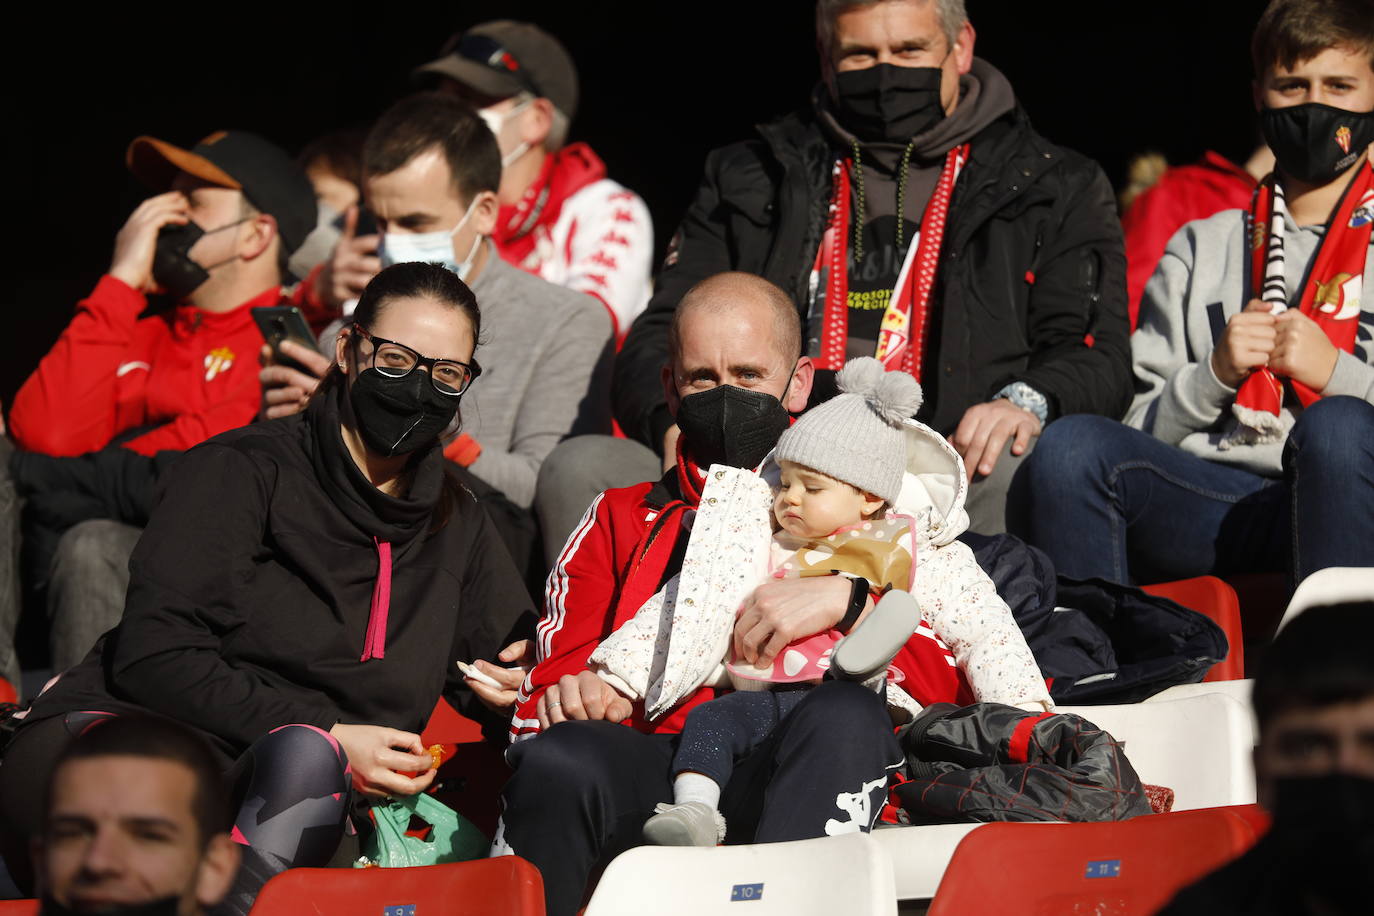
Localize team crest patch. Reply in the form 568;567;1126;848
1336;125;1353;155
1350;190;1374;229
204;346;235;381
1314;272;1362;321
1250;219;1265;252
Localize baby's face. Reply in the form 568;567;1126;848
774;460;882;539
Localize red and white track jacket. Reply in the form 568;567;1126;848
493;143;652;341
512;472;715;742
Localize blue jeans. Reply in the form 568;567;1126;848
1007;396;1374;586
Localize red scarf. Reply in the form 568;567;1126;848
674;436;709;506
812;144;968;380
492;142;607;265
1231;156;1374;440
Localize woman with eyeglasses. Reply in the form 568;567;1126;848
0;263;534;908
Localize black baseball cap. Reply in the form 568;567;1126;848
126;130;318;258
416;21;579;121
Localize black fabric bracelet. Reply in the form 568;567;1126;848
838;576;871;634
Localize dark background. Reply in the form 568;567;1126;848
0;0;1269;409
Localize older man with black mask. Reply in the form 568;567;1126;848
498;272;905;916
568;0;1130;549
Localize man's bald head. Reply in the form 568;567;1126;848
661;271;814;422
668;272;802;369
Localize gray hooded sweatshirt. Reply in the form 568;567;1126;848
1128;207;1374;476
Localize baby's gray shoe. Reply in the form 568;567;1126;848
643;801;726;846
831;589;920;681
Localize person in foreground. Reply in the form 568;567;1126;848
1158;599;1374;915
33;716;239;916
0;263;533;910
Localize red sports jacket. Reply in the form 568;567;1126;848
10;275;278;456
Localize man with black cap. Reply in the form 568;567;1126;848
603;0;1131;541
415;20;653;339
0;130;315;681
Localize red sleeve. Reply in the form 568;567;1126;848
283;262;338;334
10;275;148;456
511;489;626;740
1122;160;1257;332
119;353;262;455
1121;182;1189;332
561;189;654;342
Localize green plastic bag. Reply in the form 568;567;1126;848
355;793;490;868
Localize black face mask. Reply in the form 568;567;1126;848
151;222;211;301
1261;102;1374;186
833;64;946;143
40;893;182;916
349;368;460;458
151;218;247;301
1268;774;1374;907
675;384;792;470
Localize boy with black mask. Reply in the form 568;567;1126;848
1014;0;1374;591
1159;597;1374;915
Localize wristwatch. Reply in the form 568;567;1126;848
994;381;1050;425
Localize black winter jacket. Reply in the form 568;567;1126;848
615;101;1132;446
21;382;534;760
894;702;1153;823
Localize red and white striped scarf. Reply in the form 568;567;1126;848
1229;157;1374;443
811;144;969;380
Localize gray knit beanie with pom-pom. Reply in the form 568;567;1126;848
774;357;922;504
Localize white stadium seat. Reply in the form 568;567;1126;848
1058;693;1256;811
583;832;897;916
875;692;1256;902
870;822;984;901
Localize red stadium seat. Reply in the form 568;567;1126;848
925;807;1260;916
1223;572;1290;674
1217;802;1271;838
1143;576;1245;681
421;698;487;747
420;699;511;837
250;857;544;915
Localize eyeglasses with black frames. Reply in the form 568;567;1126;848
352;324;481;396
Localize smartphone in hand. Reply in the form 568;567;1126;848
252;306;322;375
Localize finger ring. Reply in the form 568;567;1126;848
548;701;562;708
